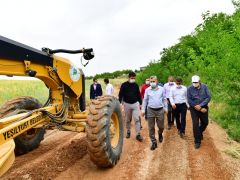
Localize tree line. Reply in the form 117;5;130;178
86;69;140;80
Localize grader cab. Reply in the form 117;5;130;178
0;36;124;176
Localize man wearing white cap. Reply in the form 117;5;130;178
187;75;211;149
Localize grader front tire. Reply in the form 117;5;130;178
0;96;45;155
86;96;123;167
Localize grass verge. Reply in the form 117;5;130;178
210;102;240;142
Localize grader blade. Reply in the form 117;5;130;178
0;140;15;176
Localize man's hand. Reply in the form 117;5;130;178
141;112;145;117
165;99;168;104
172;104;176;110
164;108;168;113
200;108;207;113
194;105;201;111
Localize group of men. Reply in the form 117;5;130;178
90;78;114;99
118;72;211;150
90;71;211;150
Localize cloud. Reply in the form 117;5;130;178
0;0;235;77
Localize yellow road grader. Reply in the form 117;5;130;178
0;36;124;176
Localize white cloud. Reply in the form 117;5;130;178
0;0;235;77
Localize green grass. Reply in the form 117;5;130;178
224;146;240;159
210;102;240;142
0;78;125;107
0;80;49;106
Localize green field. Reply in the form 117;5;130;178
0;78;125;107
0;80;49;106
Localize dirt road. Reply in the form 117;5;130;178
2;113;240;180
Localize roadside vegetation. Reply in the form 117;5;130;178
136;3;240;141
0;80;49;106
0;78;125;107
86;69;139;80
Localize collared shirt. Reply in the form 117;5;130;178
169;85;189;106
140;84;150;99
142;86;167;113
187;83;211;107
163;82;176;98
106;83;114;95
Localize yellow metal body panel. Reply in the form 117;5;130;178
62;124;85;132
110;112;120;148
0;59;60;90
0;106;55;146
71;112;88;119
0;106;57;129
0;53;86;176
0;113;28;129
53;56;83;98
0;140;15;176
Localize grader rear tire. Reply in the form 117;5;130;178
0;96;45;155
86;96;123;167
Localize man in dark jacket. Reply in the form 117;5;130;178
187;75;211;149
119;71;143;142
90;78;103;99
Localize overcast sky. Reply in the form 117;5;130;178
0;0;235;77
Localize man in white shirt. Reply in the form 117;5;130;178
142;76;167;150
104;78;114;96
163;76;176;130
169;77;189;138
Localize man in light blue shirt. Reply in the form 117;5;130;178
169;77;189;138
163;76;176;130
142;76;167;150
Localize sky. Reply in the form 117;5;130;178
0;0;235;77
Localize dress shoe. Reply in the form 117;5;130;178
126;131;130;139
180;132;184;138
194;143;201;149
178;130;180;135
167;124;171;130
136;134;143;142
159;133;163;143
150;142;157;150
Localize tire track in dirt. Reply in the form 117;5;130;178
54;120;151;180
140;112;232;180
2;131;88;180
7;131;75;169
2;112;238;180
208;122;240;179
144;125;190;180
186;114;231;180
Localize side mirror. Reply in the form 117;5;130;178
83;51;94;60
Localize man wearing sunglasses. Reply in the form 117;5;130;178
187;75;211;149
119;71;143;142
169;77;189;138
142;76;167;150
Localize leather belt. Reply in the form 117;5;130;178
148;107;163;111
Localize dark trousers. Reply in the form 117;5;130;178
175;103;187;133
167;98;175;125
190;107;209;144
